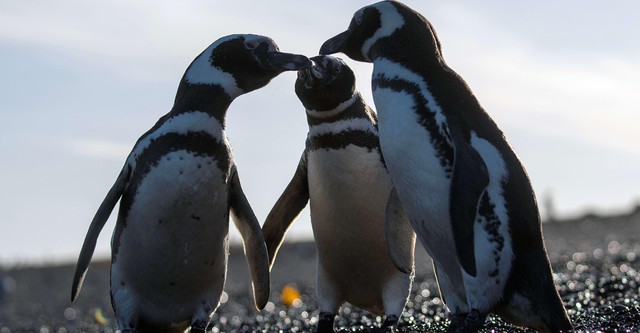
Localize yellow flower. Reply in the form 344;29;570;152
94;308;108;325
281;284;301;307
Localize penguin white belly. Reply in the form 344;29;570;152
374;87;455;264
307;145;399;313
111;150;229;325
373;82;468;311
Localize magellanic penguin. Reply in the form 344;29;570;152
262;55;416;333
320;2;572;332
71;34;310;333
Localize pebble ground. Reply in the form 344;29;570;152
1;208;639;332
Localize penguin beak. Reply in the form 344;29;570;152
297;56;343;89
319;30;349;55
264;51;311;71
310;60;327;80
297;67;314;88
297;59;327;87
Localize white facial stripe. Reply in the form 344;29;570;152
309;117;376;138
374;58;449;143
184;36;244;98
306;93;358;119
362;2;404;60
243;34;277;52
131;111;224;159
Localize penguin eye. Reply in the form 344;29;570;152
354;10;364;25
244;40;259;49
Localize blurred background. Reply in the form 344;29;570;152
1;0;639;265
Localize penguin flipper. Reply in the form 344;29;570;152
450;140;489;277
228;166;271;310
384;187;416;275
71;166;129;302
262;155;309;268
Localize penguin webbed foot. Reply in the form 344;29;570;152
445;313;466;333
190;319;209;333
366;326;397;333
446;309;487;333
382;314;399;328
317;311;336;333
362;315;399;333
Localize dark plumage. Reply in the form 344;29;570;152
320;2;572;332
71;34;309;333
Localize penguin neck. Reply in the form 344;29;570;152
305;92;361;126
370;42;444;80
171;80;237;128
372;36;491;141
368;14;446;80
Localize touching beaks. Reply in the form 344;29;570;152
265;52;311;71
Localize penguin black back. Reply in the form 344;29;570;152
71;34;309;333
320;2;572;331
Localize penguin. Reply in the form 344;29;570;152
319;2;572;332
262;55;416;333
71;34;310;333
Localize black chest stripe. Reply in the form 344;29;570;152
112;131;230;261
307;129;386;168
373;76;454;173
308;129;380;153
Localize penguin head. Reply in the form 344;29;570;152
320;1;441;63
184;34;310;97
294;55;356;113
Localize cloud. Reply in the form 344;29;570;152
427;2;640;158
2;0;639;264
467;51;640;157
67;139;131;160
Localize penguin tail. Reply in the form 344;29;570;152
532;261;573;332
537;286;573;332
499;284;573;333
501;252;573;332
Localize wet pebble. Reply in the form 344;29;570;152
2;243;640;332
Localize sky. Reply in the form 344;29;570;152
1;1;639;265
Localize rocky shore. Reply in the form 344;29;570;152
1;207;640;332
